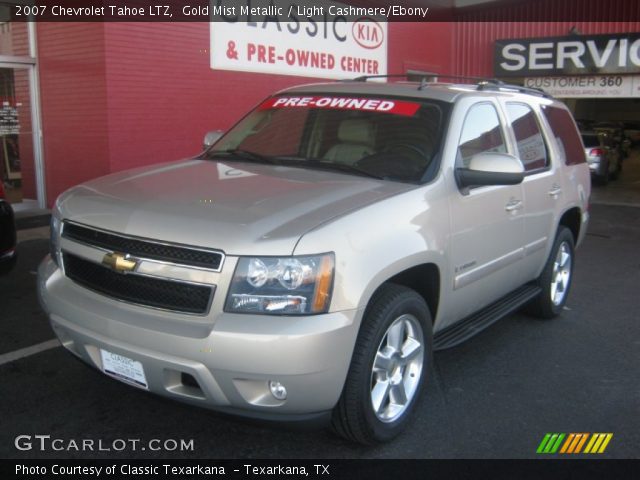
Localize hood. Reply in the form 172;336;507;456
57;159;414;256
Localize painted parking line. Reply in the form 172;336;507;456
0;339;60;367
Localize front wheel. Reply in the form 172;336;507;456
526;227;575;319
332;284;432;444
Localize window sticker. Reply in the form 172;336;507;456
259;96;421;116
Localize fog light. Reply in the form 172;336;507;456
268;380;287;400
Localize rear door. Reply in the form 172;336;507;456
500;100;561;281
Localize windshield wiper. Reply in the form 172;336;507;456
206;149;279;164
300;160;387;180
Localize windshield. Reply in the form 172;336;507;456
205;94;448;183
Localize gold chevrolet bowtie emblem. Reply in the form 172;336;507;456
102;252;138;273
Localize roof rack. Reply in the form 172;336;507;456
352;72;497;84
350;72;552;98
351;73;419;82
477;80;552;98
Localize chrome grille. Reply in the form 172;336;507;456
63;253;214;315
62;222;224;270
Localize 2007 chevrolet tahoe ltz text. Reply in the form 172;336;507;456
38;77;590;444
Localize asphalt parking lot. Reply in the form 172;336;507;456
1;161;639;459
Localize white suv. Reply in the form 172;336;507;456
39;77;590;444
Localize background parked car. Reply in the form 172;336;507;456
581;131;621;185
0;182;17;274
593;121;629;161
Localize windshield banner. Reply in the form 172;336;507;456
259;96;421;116
210;0;387;80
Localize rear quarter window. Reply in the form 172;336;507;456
505;103;549;172
541;105;586;166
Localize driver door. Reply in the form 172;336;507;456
446;101;526;323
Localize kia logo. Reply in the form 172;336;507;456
352;18;384;50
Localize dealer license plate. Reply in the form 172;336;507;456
100;349;148;389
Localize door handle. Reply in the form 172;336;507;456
548;184;562;197
505;199;523;212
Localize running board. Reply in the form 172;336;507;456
433;284;542;350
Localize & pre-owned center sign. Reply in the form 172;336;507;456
210;0;387;79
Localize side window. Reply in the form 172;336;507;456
506;103;549;172
457;103;507;168
541;105;586;165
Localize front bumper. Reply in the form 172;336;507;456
38;256;362;420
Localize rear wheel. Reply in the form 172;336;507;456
332;284;432;444
526;227;575;319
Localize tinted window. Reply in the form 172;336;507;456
457;103;507;167
541;105;585;165
506;103;549;171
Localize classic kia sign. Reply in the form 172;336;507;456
495;33;640;77
210;0;387;79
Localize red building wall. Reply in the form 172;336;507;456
37;23;111;206
38;21;454;206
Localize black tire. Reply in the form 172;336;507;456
331;283;432;444
610;160;622;180
526;227;575;319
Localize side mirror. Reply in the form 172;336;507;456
203;130;224;150
456;152;524;192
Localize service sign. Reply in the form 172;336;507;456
495;33;640;77
210;0;387;79
525;75;640;98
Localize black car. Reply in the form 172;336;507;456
0;182;17;274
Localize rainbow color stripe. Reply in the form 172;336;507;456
536;433;613;454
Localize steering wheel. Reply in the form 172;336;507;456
384;142;427;158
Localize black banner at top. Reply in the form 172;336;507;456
3;0;449;22
0;0;640;22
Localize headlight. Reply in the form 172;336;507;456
49;214;62;267
225;253;334;315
